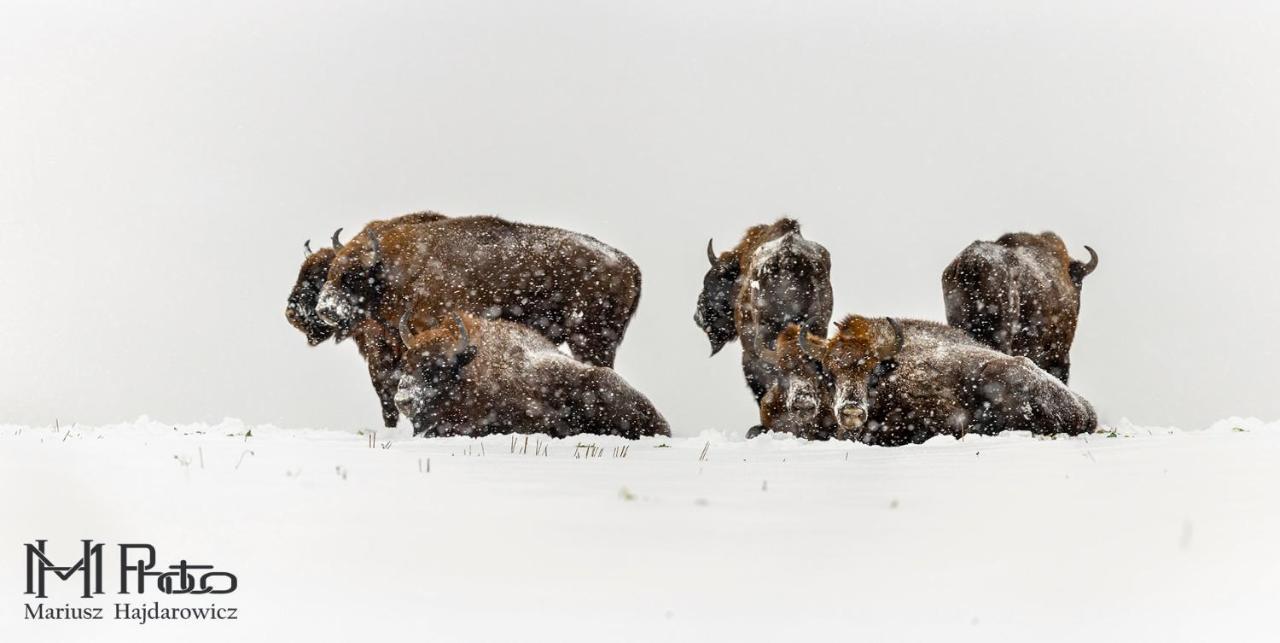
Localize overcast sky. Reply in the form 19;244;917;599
2;1;1277;434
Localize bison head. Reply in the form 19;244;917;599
285;240;338;346
821;315;904;439
756;324;833;438
694;239;741;356
315;227;387;341
393;312;478;426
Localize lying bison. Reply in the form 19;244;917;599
285;212;447;427
943;232;1098;383
818;315;1097;445
746;325;836;440
394;311;670;438
694;218;833;411
316;215;642;370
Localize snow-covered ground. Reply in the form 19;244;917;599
3;418;1279;642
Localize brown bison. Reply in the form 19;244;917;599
315;215;642;370
805;315;1098;446
694;218;833;413
394;311;670;438
745;325;836;440
285;213;446;428
942;232;1098;383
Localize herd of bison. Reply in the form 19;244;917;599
286;212;1099;446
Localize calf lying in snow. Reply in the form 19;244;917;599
394;312;670;439
760;317;1097;445
747;325;836;440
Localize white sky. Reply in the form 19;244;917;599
2;1;1277;433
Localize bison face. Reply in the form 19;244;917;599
393;349;475;420
694;240;741;355
822;316;904;439
393;314;478;427
758;325;833;438
315;239;386;341
285;248;338;346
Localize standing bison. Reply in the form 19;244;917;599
285;212;447;428
394;312;670;438
315;215;643;372
694;218;834;421
803;315;1097;446
942;232;1098;383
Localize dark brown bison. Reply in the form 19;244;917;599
942;232;1098;383
285;213;446;428
806;315;1097;446
745;325;836;440
393;311;670;438
694;218;833;414
315;215;642;370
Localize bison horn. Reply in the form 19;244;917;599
1081;245;1099;276
798;329;823;361
886;317;905;356
706;239;717;265
451;313;470;355
303;239;312;257
398;306;416;343
331;227;344;249
1070;246;1099;283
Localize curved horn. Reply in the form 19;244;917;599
451;313;470;355
398;306;416;343
886;317;905;355
1080;245;1098;277
331;227;344;249
303;239;313;257
798;329;823;361
706;238;717;265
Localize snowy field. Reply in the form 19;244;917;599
4;418;1280;642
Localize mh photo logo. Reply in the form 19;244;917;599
24;540;238;598
22;540;240;625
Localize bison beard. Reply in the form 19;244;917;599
394;313;670;438
943;231;1098;384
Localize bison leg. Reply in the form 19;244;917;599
363;360;401;429
375;374;401;428
354;324;404;429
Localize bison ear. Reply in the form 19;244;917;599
873;318;905;360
